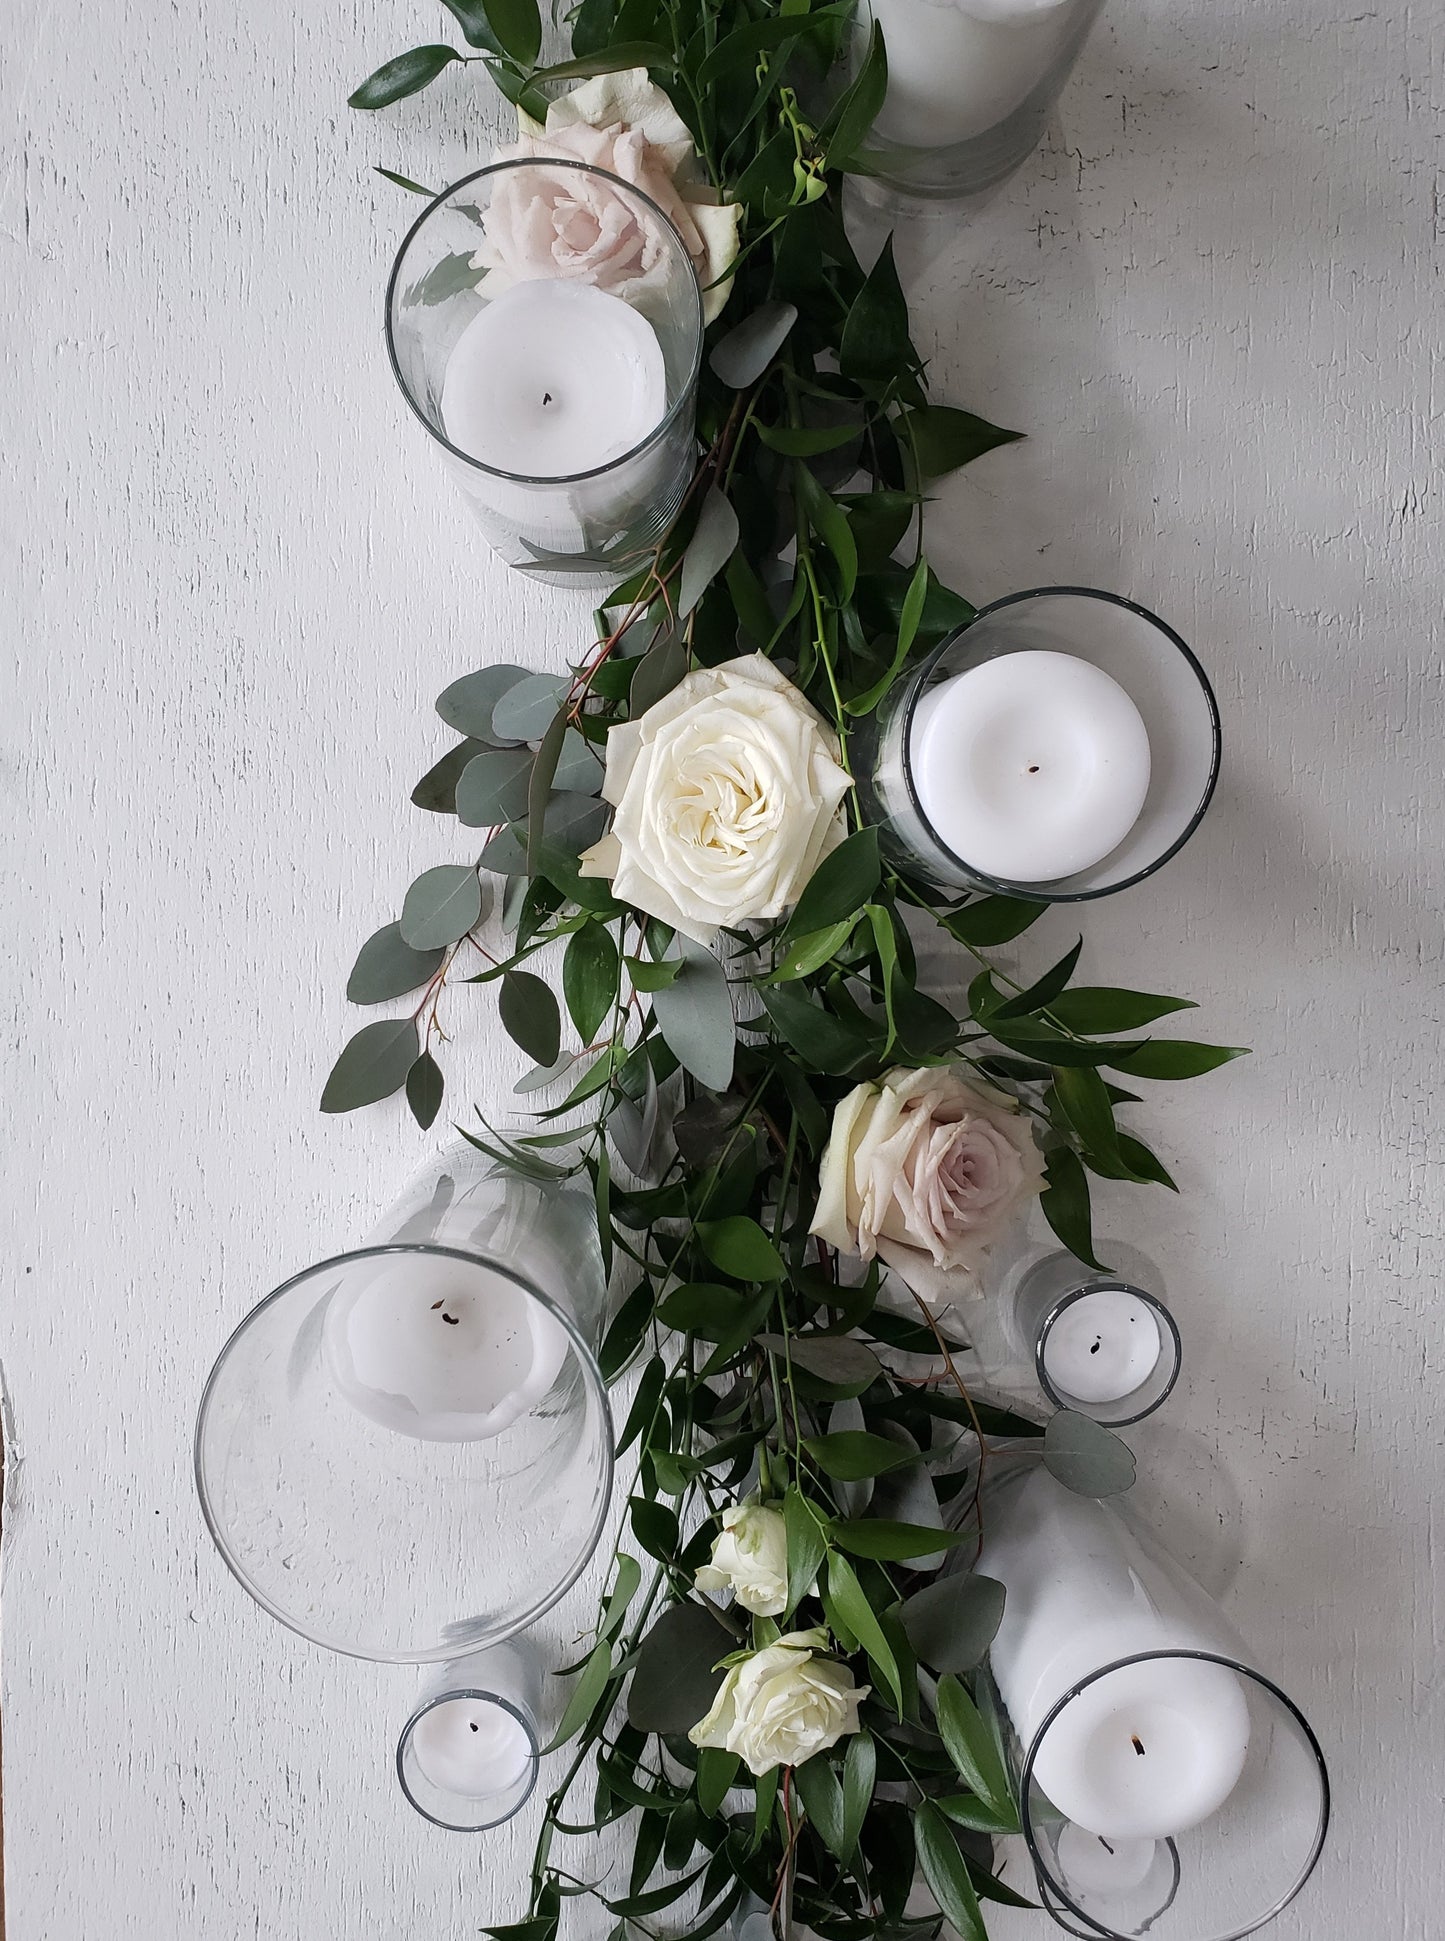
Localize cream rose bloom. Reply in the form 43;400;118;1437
473;71;741;323
689;1628;868;1776
694;1500;790;1618
811;1068;1045;1304
578;654;852;945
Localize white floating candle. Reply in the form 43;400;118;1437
411;1696;534;1799
1042;1287;1162;1405
870;0;1087;150
910;649;1151;882
442;277;666;474
323;1256;569;1442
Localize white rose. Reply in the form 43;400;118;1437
689;1628;868;1776
473;70;741;323
811;1067;1045;1304
578;654;852;945
694;1500;790;1617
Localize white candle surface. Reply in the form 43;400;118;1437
869;0;1085;149
1054;1824;1159;1897
442;278;666;478
910;650;1152;882
323;1256;569;1442
411;1696;534;1799
1042;1288;1162;1404
977;1473;1252;1843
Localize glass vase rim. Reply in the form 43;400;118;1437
384;155;705;487
396;1685;541;1831
1033;1277;1183;1426
193;1240;616;1664
1018;1648;1331;1941
896;585;1223;903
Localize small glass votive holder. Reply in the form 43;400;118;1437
1011;1248;1181;1427
386;159;703;579
397;1641;542;1832
853;587;1220;901
194;1142;612;1663
847;0;1107;200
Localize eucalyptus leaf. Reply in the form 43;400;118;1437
901;1572;1006;1674
346;922;444;1005
412;737;484;814
651;938;735;1091
709;300;798;389
493;672;571;741
436;663;533;739
320;1018;418;1113
1043;1410;1137;1497
629;630;689;717
761;1333;881;1389
626;1603;733;1733
456;746;533;826
399;865;484;950
678;488;740;616
554;726;604;795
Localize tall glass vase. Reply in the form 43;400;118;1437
194;1142;612;1662
977;1471;1329;1938
386;160;703;581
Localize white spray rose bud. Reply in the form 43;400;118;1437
694;1500;790;1618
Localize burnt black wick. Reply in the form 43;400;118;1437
1131;1736;1146;1757
442;1312;460;1326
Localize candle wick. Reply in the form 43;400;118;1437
1099;1838;1117;1855
542;391;553;406
442;1313;461;1326
1131;1735;1146;1756
430;1299;444;1310
1027;764;1041;774
1090;1338;1102;1354
470;1722;479;1732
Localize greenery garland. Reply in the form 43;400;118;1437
328;4;1245;1936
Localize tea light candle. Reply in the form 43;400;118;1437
1054;1825;1160;1896
1042;1287;1162;1405
978;1473;1252;1843
440;277;667;546
410;1696;535;1799
910;650;1151;882
323;1256;569;1442
869;0;1088;149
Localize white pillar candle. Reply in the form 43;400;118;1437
440;278;668;548
910;650;1151;882
411;1696;534;1799
977;1472;1251;1842
869;0;1088;149
323;1256;569;1442
1041;1287;1162;1404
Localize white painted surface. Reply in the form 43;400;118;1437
2;1;1442;1936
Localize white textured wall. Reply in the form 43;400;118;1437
1;0;1441;1934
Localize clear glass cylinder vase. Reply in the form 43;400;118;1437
386;160;703;580
976;1471;1329;1938
194;1142;612;1662
396;1639;542;1832
1010;1248;1181;1427
851;0;1107;198
853;587;1220;900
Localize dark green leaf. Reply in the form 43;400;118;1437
830;1520;969;1561
624;954;685;993
841;1730;876;1861
783;1486;828;1617
822;22;888;167
943;894;1045;948
500;968;562;1065
758;986;874;1072
399;864;483;949
935;1793;1021;1835
545;1640;613;1751
346;922;444;1004
797;465;858;600
839;237;911;386
897;404;1024;480
822;1552;901;1713
1105;1040;1250;1080
320;1018;419;1112
901;1572;1005;1674
710;301;798;388
599;1280;653;1381
482;0;540;63
698;1215;784;1283
795;1756;847;1860
756;423;859;457
456;746;533;826
1040;1146;1102;1269
376;165;438;197
991;937;1083;1020
627;1603;733;1733
1047;987;1197;1033
534;42;676;83
804;1431;919;1481
915;1803;988;1941
783;827;880;943
563;923;619;1043
935;1674;1015;1817
761;1333;882;1391
697;1747;740;1818
437;0;502;51
405;1049;444;1129
1043;1410;1137;1497
348;44;461;110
